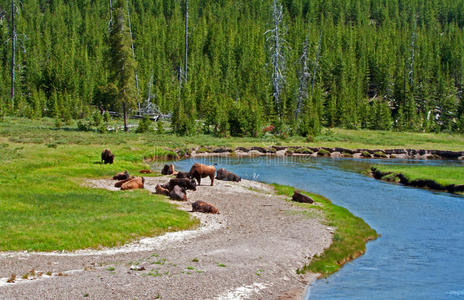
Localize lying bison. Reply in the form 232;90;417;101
192;201;219;214
216;168;241;182
169;185;187;201
121;177;145;190
189;163;215;186
115;176;135;187
113;170;130;180
176;171;191;179
139;169;152;174
292;191;314;204
101;149;114;164
155;184;170;196
161;164;176;175
167;178;196;191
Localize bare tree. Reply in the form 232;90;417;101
126;0;140;112
265;0;286;119
108;0;113;30
295;37;310;119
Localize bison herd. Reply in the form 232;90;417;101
108;156;242;215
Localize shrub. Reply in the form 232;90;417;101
156;120;165;134
136;116;153;133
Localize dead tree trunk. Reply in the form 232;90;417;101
265;0;286;119
10;0;15;104
126;0;140;112
184;0;189;83
108;0;113;30
295;37;309;120
123;101;128;132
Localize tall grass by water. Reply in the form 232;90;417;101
272;184;378;277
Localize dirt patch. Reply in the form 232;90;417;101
0;176;331;299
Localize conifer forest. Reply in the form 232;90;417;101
1;0;464;136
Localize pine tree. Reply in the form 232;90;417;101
109;0;137;131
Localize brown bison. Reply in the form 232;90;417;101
115;176;135;187
139;169;152;174
192;201;219;214
169;185;188;201
216;168;241;182
167;178;197;191
113;170;130;180
121;177;145;190
175;171;191;179
189;163;215;186
101;149;114;164
155;184;170;196
161;164;176;175
292;191;314;204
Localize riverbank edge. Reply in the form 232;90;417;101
370;167;464;194
160;146;464;161
270;184;378;279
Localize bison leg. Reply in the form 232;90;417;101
210;174;214;186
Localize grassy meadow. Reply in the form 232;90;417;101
0;117;461;252
372;165;464;186
272;184;378;278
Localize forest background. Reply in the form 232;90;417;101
1;0;464;137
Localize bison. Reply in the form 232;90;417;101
113;170;130;180
139;169;152;174
161;164;176;175
155;184;170;196
292;191;314;204
189;163;215;186
169;185;188;201
216;168;241;182
192;201;219;214
121;177;145;190
175;171;191;179
115;176;135;187
101;149;114;164
167;178;196;191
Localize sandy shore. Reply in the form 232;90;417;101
0;176;332;300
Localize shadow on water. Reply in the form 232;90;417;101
173;156;464;300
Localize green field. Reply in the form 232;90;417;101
0;123;200;251
2;117;464;151
0;117;461;251
272;184;378;278
372;165;464;186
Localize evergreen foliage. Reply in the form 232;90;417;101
0;0;464;134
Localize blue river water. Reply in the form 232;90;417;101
173;156;464;300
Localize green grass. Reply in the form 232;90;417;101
372;165;464;186
272;184;378;278
0;127;199;251
1;117;464;151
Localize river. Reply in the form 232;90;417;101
174;156;464;299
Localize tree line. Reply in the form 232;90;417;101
1;0;464;136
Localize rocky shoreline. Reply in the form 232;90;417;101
370;167;464;194
170;146;464;160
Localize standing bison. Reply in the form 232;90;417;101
101;149;114;164
216;168;241;182
189;163;215;186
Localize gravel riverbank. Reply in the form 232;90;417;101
0;176;332;300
